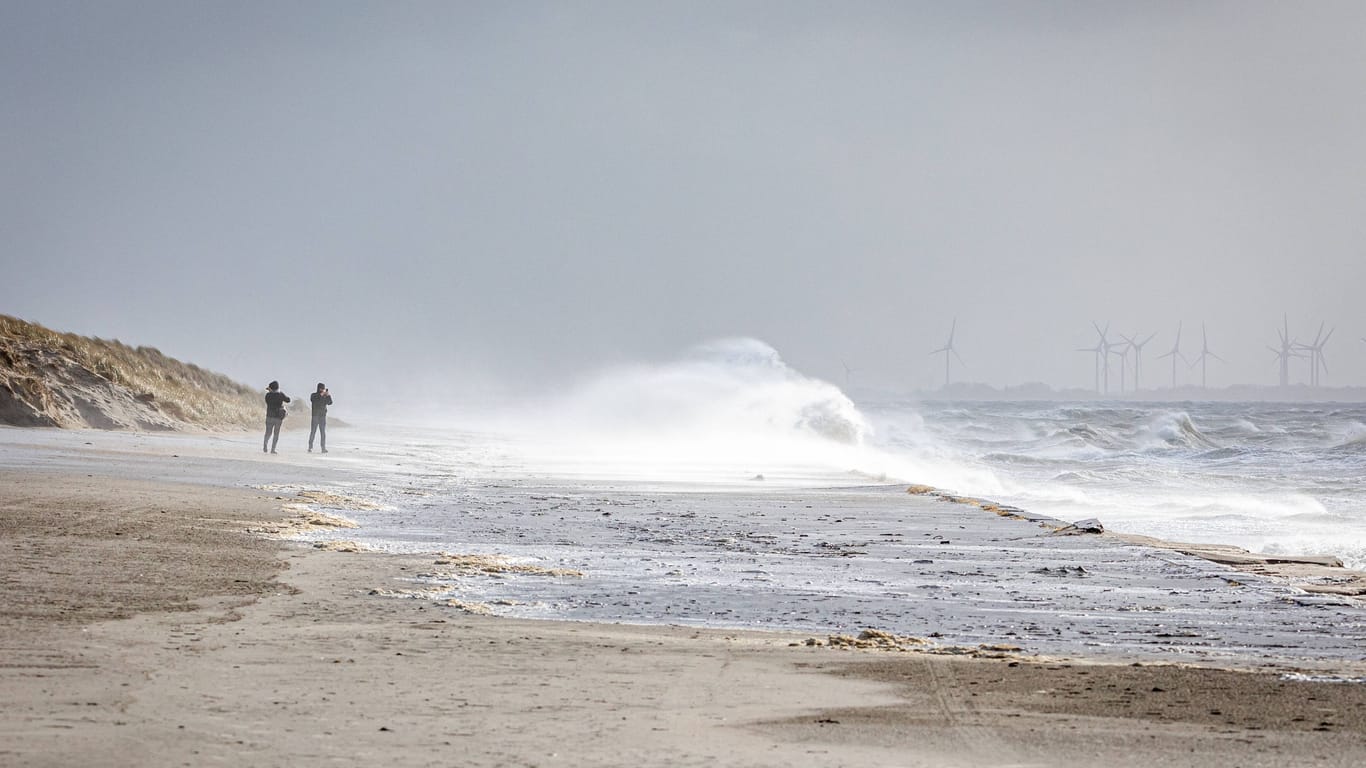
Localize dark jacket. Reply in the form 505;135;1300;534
265;390;290;420
310;391;333;420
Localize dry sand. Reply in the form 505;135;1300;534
2;469;1364;767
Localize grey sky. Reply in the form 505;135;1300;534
4;1;1366;404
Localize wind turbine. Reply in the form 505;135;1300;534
1077;322;1110;394
1188;323;1224;389
929;319;964;389
1121;331;1159;392
1077;338;1102;393
1316;327;1334;386
1156;322;1186;389
1109;337;1132;395
1269;315;1298;388
841;361;856;389
1295;323;1334;387
1094;322;1114;394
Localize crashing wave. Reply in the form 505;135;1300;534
541;337;869;447
1138;412;1218;450
681;338;866;443
1327;422;1366;453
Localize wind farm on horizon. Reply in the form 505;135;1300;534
898;316;1366;402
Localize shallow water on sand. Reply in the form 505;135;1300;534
3;414;1363;672
265;424;1365;672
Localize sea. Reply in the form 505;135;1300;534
263;338;1365;666
342;338;1366;571
872;397;1366;571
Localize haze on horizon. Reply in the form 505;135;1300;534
5;1;1366;410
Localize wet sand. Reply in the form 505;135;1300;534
2;465;1365;767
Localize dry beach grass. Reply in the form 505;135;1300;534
0;315;260;430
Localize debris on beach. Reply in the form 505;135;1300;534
429;552;584;578
367;587;512;614
905;484;1036;522
1032;566;1090;577
249;506;360;537
927;643;1024;659
368;587;449;600
435;598;495;615
802;629;930;651
1279;672;1366;684
1296;573;1366;597
797;629;1027;660
279;504;361;527
292;489;385;511
285;506;359;527
314;540;371;553
245;487;388;539
1052;518;1105;535
837;629;931;650
255;486;387;512
1111;532;1366;596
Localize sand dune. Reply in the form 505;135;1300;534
0;315;259;430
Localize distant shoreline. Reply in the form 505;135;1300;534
891;387;1366;403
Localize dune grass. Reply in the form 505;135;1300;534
0;314;260;428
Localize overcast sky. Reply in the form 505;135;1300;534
4;1;1366;403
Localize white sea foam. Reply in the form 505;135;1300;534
1280;673;1366;684
868;398;1366;570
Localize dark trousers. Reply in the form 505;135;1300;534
263;417;282;452
309;415;326;451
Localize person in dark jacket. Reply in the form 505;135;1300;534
308;382;333;453
263;381;290;454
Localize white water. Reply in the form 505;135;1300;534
411;338;1366;569
866;400;1366;570
448;338;883;487
247;337;1366;667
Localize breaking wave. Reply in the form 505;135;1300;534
861;398;1366;570
546;338;868;446
480;338;895;483
1328;422;1366;453
1137;411;1218;450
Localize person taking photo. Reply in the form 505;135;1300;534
309;382;333;453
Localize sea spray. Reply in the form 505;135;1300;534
552;337;869;445
479;338;885;484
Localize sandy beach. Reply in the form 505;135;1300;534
11;1;1366;763
1;432;1363;767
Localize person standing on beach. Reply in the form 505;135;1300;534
308;382;332;453
263;381;290;454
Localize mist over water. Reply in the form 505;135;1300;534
541;338;868;444
463;338;878;485
413;339;1366;570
